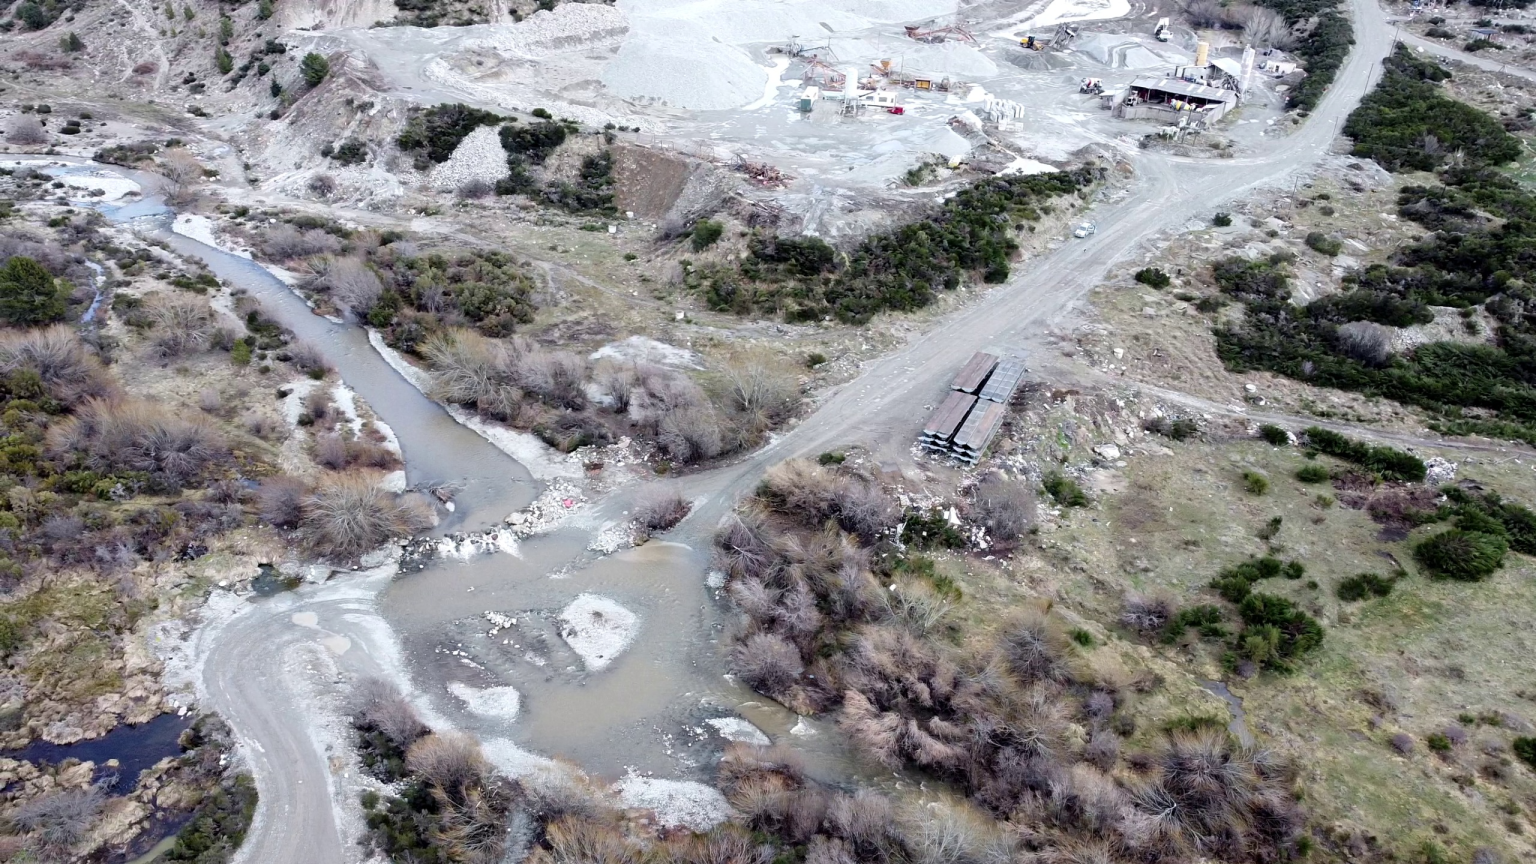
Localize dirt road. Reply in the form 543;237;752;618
208;1;1396;861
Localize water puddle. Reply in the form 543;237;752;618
251;563;301;597
1;713;191;795
1200;679;1255;748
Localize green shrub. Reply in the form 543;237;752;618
1211;556;1304;603
1162;604;1226;643
1295;464;1330;483
1242;471;1269;495
1144;417;1198;440
1305;231;1342;256
1513;736;1536;770
1345;46;1517;172
397;104;503;168
1258;423;1290;445
1069;628;1095;647
1336;572;1394;601
690;219;724;252
1413;529;1506;581
1212;212;1233;227
499;120;566;165
1302;427;1425;481
0;256;66;326
900;508;966;549
1043;471;1089;507
805;352;827;368
816;451;845;465
230;339;253;366
1134;267;1171;288
300;52;330;87
1236;592;1324;670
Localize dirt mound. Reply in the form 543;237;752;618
612;145;724;226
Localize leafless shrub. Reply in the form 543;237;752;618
520;349;590;410
1335;321;1394;368
826;789;900;856
352;677;428;750
264;224;342;261
257;477;307;528
732;632;804;698
9;786;105;850
0;326;113;407
5;116;48;146
657;405;724;463
1390;732;1414;755
715;512;776;583
1084;730;1120;771
633;486;691;534
1121;592;1174;633
716;348;800;427
1230;4;1295;48
301;471;433;559
244;412;285;442
881;579;952;635
18;50;70;70
1183;0;1230;28
312;257;382;317
1472;848;1501;864
899;799;1012;864
159;148;204;205
287;342;330;376
145;294;214;359
804;835;855;864
1443;724;1468;747
458;179;494;199
198;388;222;414
1001;609;1070;684
308;173;338;198
303;387;334;427
531;816;643;864
315;433;399;471
593;362;638;412
627;365;725;463
663;824;767;864
521;765;610;821
970;475;1034;547
132;60;157;75
407;731;491;795
423;329;527;422
759;459;896;541
48;398;226;489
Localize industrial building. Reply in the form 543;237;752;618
1111;43;1252;127
918;352;1026;465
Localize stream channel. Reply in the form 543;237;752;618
23;157;872;789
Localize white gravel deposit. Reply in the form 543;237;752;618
464;3;630;56
589;335;702;369
557;594;639;671
429;126;510;191
615;774;732;831
706;717;770;745
448;681;523;721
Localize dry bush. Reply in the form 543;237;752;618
1000;609;1072;684
303;387;334;427
662;824;767;864
286;342;330;377
264;224;342;261
732;632;804;698
1120;592;1174;634
352;677;428;750
633;486;691;534
301;471;433;559
532;816;643;864
1183;0;1231;27
826;789;902;858
758;459;896;542
313;256;381;316
716;348;800;428
315;433;399;471
48;398;225;489
198;388;222;414
159;148;204;205
593;361;638;411
244;412;286;442
520;349;589;410
424;329;527;421
144;294;214;359
970;475;1034;548
9;786;105;850
0;326;113;407
1083;730;1121;771
881;579;952;635
5;116;48;146
308;173;338;198
407;731;491;795
18;51;70;70
626;364;725;463
1230;4;1294;48
899;799;1013;864
1335;321;1394;368
657;405;725;464
521;765;610;821
458;179;494;200
132;60;157;75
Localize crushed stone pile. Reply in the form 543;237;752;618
464;3;630;57
602;18;767;110
429;126;510;191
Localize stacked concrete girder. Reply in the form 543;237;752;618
918;352;1025;464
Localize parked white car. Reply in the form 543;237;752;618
1073;221;1097;238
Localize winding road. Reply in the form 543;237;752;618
187;0;1454;860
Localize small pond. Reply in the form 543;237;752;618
1;713;192;794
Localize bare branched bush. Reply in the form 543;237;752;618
406;731;491;796
287;342;330;377
145;294;214;359
532;817;643;864
521;765;610;821
308;173;338;198
1001;609;1071;684
301;471;433;559
657;405;725;463
1335;321;1394;368
48;398;226;489
352;677;428;750
255;477;306;528
159;148;204;205
10;786;105;850
1084;730;1121;771
1183;0;1230;28
663;824;767;864
458;179;494;199
313;257;382;317
633;486;691;534
423;329;526;421
198;388;222;414
881;579;952;635
1120;593;1174;633
759;459;896;542
315;433;399;471
732;632;804;698
900;799;1013;864
593;361;638;412
1230;4;1294;48
264;224;342;261
717;348;800;427
5;116;48;146
244;412;286;442
0;326;113;407
970;475;1034;548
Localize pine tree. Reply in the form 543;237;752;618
300;52;330;87
0;257;66;326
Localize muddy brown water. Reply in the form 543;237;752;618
62;157;874;788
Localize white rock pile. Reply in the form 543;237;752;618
429;126;510;192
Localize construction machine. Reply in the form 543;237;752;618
1021;24;1079;51
904;24;976;44
1079;78;1104;94
1154;17;1171;42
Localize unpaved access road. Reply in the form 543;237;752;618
208;2;1399;861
